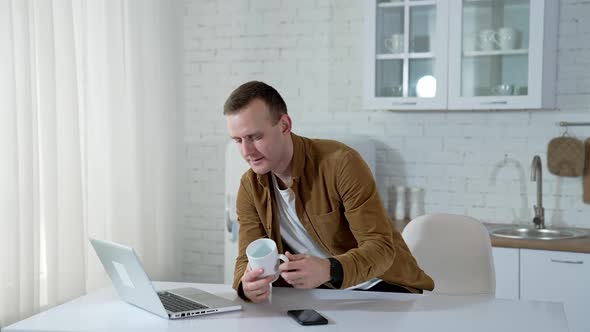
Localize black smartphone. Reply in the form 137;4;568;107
287;309;328;326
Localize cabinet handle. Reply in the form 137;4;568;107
550;259;584;265
391;102;417;106
480;101;508;105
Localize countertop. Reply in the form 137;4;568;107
484;223;590;254
2;282;569;332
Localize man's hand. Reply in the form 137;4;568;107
278;251;331;289
241;265;274;303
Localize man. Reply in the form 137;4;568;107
224;81;433;303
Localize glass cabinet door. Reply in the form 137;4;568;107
375;2;404;98
446;0;557;110
367;0;557;110
460;0;530;98
366;0;448;109
408;5;436;98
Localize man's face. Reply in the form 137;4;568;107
226;98;291;175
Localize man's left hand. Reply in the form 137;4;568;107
278;251;331;289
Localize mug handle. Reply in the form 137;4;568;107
478;32;499;50
384;38;393;52
272;254;290;283
492;31;501;47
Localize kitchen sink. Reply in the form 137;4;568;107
490;226;589;241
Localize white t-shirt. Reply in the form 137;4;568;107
272;174;381;290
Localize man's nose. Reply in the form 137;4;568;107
241;140;255;156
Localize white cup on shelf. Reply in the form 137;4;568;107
497;27;517;50
478;29;497;51
384;33;404;53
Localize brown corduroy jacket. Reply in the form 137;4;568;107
232;133;434;293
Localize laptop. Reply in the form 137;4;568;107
90;238;242;319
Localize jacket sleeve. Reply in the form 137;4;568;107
232;176;266;291
332;149;396;289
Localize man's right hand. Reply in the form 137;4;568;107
241;266;275;303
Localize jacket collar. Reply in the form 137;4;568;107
256;132;304;188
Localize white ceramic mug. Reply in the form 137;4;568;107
390;85;403;97
497;27;517;50
246;238;289;281
384;33;404;53
479;29;497;51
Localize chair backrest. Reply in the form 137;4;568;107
402;213;495;296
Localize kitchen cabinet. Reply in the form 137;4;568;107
448;0;558;109
491;247;519;300
493;248;589;332
364;0;558;110
520;249;590;332
364;0;449;110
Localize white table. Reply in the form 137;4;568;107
2;281;569;332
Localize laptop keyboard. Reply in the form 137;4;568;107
158;291;209;312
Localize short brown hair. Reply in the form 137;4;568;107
223;81;287;124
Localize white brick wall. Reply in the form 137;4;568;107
181;0;590;283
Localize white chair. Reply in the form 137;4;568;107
402;213;496;296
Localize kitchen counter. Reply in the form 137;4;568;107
3;281;569;332
484;223;590;254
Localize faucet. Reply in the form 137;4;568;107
530;155;545;229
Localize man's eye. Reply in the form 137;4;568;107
233;138;242;144
253;135;262;141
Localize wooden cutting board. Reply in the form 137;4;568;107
584;138;590;204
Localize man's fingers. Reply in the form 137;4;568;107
279;258;305;272
243;275;273;291
255;287;270;297
243;268;264;282
251;290;270;303
278;252;307;271
244;279;272;303
281;271;305;284
285;251;306;261
247;285;267;296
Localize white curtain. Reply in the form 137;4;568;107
0;0;180;327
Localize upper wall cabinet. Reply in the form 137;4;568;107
448;0;558;110
364;0;449;110
364;0;559;110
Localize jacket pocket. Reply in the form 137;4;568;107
309;208;357;255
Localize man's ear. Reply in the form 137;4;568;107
279;114;292;134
